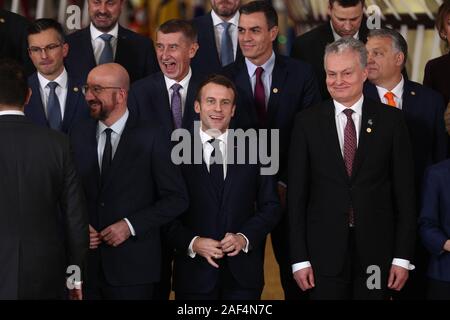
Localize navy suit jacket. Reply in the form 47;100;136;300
191;12;243;77
25;73;90;134
128;71;201;130
223;54;320;183
419;159;450;282
168;133;281;293
364;81;448;190
70;111;188;286
65;25;159;83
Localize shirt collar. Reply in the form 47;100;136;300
199;126;229;146
90;22;119;40
98;108;129;136
245;51;276;78
375;76;404;100
330;21;359;41
0;110;25;116
211;9;240;27
37;68;68;90
164;68;192;92
334;94;364;117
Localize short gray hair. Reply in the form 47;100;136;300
324;37;367;70
367;28;408;67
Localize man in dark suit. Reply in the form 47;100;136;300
168;74;281;299
291;0;368;100
26;19;90;134
288;38;417;300
364;28;448;299
191;0;243;76
65;0;159;83
0;60;88;300
70;63;188;300
223;0;320;300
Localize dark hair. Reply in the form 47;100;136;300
28;18;66;43
329;0;365;8
195;74;237;105
436;0;450;43
157;19;198;43
0;59;28;108
239;1;278;29
368;28;408;67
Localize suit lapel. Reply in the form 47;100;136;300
401;80;414;114
206;13;221;67
26;73;48;127
62;76;82;132
235;60;258;124
82;119;102;191
155;74;175;131
83;28;97;69
267;55;288;127
115;26;129;65
182;74;200;130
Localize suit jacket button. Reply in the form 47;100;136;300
100;202;105;207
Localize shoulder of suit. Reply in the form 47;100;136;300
426;158;450;178
131;72;163;91
281;55;314;72
294;23;331;44
405;80;442;101
192;13;211;26
425;54;449;70
118;25;151;44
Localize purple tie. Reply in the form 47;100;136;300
343;109;357;226
254;67;267;127
171;83;182;129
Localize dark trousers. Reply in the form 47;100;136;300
152;230;173;300
428;279;450;300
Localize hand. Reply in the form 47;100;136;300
220;233;246;257
293;267;315;291
443;239;450;252
277;184;287;209
388;265;409;291
68;288;83;300
192;237;224;268
89;225;102;249
100;220;131;247
444;102;450;135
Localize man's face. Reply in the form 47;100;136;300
28;29;68;78
238;12;278;65
88;0;123;32
156;31;198;82
329;1;364;38
195;82;236;133
85;72;121;121
366;36;403;85
210;0;241;19
325;49;367;106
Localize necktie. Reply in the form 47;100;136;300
101;128;113;185
254;67;267;127
99;34;113;65
384;91;397;107
343;109;357;226
220;22;234;66
208;138;224;191
47;81;62;131
171;83;183;129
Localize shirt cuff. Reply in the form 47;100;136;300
392;258;415;270
278;181;287;188
188;236;199;258
237;233;250;253
292;261;312;273
123;218;136;236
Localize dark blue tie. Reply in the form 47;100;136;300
47;81;62;131
99;34;113;65
220;22;234;66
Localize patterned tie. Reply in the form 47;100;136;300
208;138;225;191
101;128;113;185
171;83;183;129
99;34;113;65
343;109;357;226
384;91;397;107
47;81;62;131
220;22;234;66
254;67;267;127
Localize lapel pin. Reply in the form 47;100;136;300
273;88;278;94
366;128;372;133
411;91;416;96
0;18;5;23
368;119;373;126
73;87;79;92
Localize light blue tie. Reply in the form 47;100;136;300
220;22;234;66
47;81;62;131
99;34;113;65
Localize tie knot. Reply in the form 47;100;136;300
343;108;354;119
47;81;58;91
100;34;113;42
104;128;113;137
255;66;264;78
171;83;182;93
220;22;231;31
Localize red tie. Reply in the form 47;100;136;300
254;67;267;127
343;109;357;226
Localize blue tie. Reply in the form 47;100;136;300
47;81;62;131
171;83;183;129
220;22;234;66
99;34;113;65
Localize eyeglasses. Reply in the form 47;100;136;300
28;43;63;55
82;84;122;95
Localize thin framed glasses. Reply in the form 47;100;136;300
28;43;63;55
82;84;122;95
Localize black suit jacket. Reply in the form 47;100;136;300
191;12;243;77
0;115;88;299
168;132;281;293
423;53;450;105
288;98;416;277
128;71;201;130
70;111;188;286
65;25;159;83
223;54;320;183
25;72;90;134
364;81;448;191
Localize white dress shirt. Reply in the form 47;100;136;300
90;22;119;65
96;108;135;235
211;10;239;60
37;68;68;119
245;51;276;109
330;21;360;41
164;68;192;116
376;76;404;110
291;95;414;273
